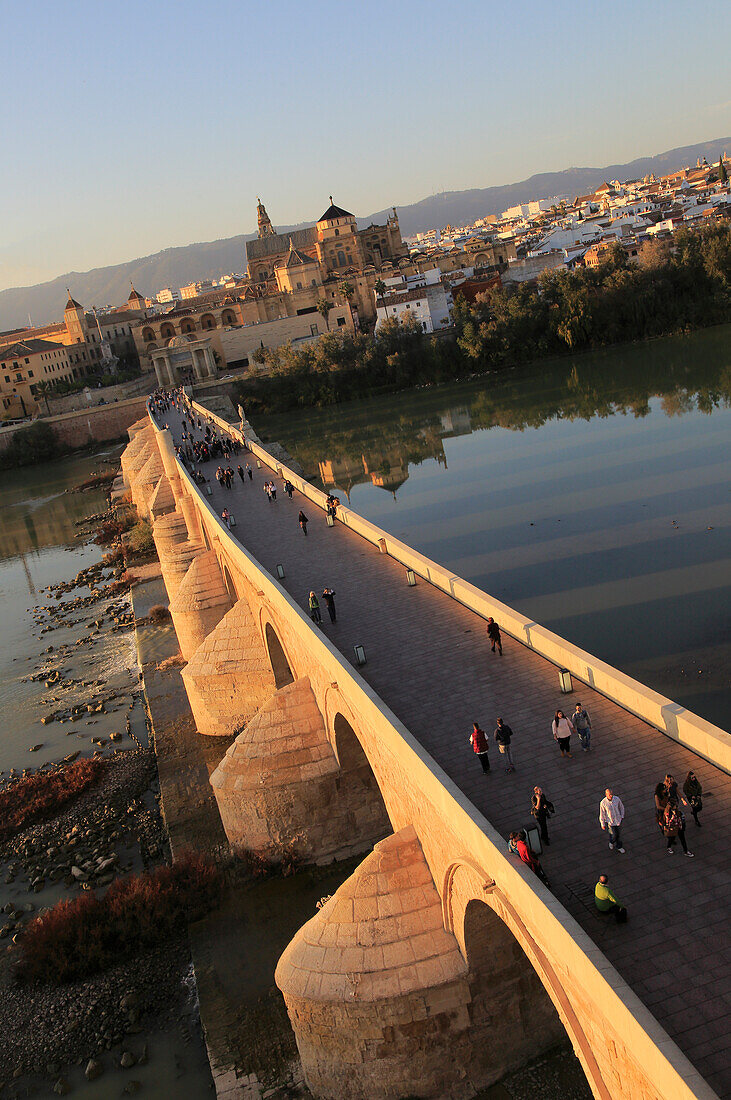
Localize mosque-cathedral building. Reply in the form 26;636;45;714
1;198;412;403
135;198;409;386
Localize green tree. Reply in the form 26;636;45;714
719;157;728;185
374;278;387;299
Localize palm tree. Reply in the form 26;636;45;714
374;278;387;300
316;297;333;331
338;280;355;329
34;380;54;415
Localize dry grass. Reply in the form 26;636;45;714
17;852;222;984
0;759;106;843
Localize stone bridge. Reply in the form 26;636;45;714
119;400;730;1100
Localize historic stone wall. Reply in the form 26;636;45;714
0;395;149;455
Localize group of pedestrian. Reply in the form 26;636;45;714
551;703;592;757
309;588;337;624
654;771;700;856
216;465;235;489
469;718;516;774
264;480;277;502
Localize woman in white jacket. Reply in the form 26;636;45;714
552;709;575;758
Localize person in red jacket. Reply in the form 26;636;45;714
513;831;551;888
469;722;490;773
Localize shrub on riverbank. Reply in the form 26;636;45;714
94;508;136;546
17;853;222;983
0;422;64;469
126;519;155;558
0;759;106;843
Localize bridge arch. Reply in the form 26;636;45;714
264;621;295;688
332;711;390;840
443;859;609;1100
220;558;238;602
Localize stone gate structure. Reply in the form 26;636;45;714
118;402;727;1100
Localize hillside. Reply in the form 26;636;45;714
1;136;728;331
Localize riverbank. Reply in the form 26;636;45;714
0;470;214;1098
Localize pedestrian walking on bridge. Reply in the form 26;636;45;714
552;710;574;757
322;588;337;623
486;617;502;655
469;722;490;774
683;770;703;827
494;718;515;771
599;788;626;853
573;702;592;751
298;510;309;536
531;786;554;844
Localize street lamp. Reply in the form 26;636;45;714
559;669;573;693
406;569;416;586
326;513;335;527
353;644;367;666
276;564;285;580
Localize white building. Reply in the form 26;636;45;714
375;275;452;334
156;287;181;304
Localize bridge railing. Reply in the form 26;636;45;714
163;413;719;1100
187;399;730;777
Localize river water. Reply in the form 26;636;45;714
258;324;731;731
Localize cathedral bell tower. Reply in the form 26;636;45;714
257;198;275;238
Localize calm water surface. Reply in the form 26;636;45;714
258;324;731;730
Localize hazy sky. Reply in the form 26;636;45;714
3;0;730;291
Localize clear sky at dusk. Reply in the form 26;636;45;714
3;0;730;291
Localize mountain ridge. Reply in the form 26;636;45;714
2;135;728;331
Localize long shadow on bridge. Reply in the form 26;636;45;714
163;405;731;1099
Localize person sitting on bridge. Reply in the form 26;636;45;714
513;831;550;889
594;874;627;923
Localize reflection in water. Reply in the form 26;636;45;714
259;325;731;730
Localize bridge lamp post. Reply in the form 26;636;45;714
276;564;285;580
206;485;212;496
559;668;573;693
353;644;367;667
326;513;335;527
406;569;416;586
256;459;262;469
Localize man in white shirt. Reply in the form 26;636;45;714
599;788;626;853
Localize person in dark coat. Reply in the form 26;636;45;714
322;588;337;623
486;616;502;655
298;510;309;536
531;786;554;845
493;717;515;772
683;770;703;827
469;722;490;774
237;464;245;483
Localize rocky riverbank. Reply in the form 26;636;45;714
0;492;213;1098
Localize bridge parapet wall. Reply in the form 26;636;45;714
189;400;729;777
147;412;718;1100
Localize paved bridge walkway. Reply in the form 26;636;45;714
161;406;731;1098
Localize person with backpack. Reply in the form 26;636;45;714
531;786;554;844
493;717;515;772
662;801;694;856
469;722;490;774
308;591;321;624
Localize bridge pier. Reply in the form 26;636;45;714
148;474;176;520
168;550;233;661
276;826;568;1100
276;826;476;1099
210;677;390;863
181;596;276;736
132;452;164;519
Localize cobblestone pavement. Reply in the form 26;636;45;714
162;407;731;1099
